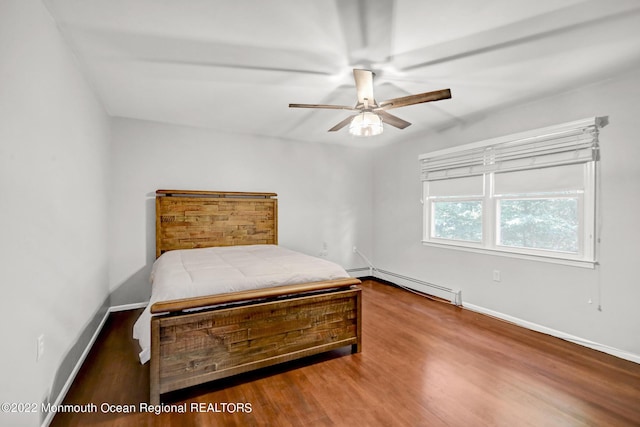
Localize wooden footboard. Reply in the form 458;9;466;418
149;280;362;404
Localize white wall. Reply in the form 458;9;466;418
3;5;638;426
109;118;373;304
372;69;640;360
0;1;111;426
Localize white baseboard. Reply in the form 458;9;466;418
41;308;111;427
346;267;371;277
463;302;640;364
109;301;148;312
368;265;640;365
42;301;149;426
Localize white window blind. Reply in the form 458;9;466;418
428;175;484;197
420;117;607;181
493;163;585;196
420;117;607;267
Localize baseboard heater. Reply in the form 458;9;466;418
374;269;462;306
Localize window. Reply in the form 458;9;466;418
420;117;606;267
428;175;484;243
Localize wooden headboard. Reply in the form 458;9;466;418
155;190;278;258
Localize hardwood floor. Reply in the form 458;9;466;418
50;280;640;426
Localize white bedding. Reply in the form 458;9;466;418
132;244;350;364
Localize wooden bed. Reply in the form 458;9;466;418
149;190;362;404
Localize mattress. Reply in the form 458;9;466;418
132;244;351;364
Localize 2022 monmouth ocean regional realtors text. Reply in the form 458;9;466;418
41;402;253;415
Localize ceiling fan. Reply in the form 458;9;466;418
289;69;452;137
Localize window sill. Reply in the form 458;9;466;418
421;240;596;269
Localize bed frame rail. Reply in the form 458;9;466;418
150;285;362;404
150;278;360;314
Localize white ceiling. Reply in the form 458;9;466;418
44;0;640;146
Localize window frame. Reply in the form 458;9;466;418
421;145;599;269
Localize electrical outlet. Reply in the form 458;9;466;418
37;334;45;362
492;270;501;282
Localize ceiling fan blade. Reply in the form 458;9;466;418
392;2;640;73
289;103;357;111
68;27;341;77
377;111;411;129
377;89;452;110
328;115;358;132
353;69;375;105
335;0;395;65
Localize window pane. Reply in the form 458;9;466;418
433;201;482;242
498;198;578;253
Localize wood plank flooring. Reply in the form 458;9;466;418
50;280;640;426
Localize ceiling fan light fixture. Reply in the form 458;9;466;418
349;111;383;137
289;69;451;135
